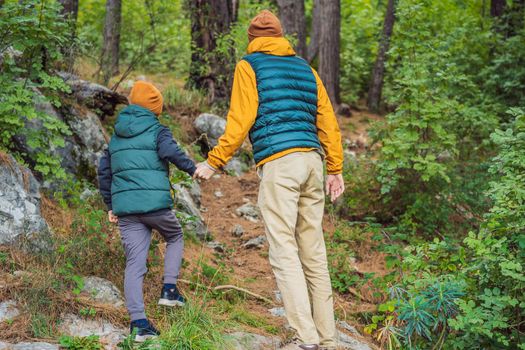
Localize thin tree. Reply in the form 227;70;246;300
100;0;122;85
187;0;239;104
318;0;341;106
307;0;320;63
490;0;506;17
277;0;306;57
58;0;78;21
367;0;396;112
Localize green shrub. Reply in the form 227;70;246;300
374;0;498;235
448;108;525;349
0;0;73;179
59;335;103;350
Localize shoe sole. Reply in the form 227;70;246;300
158;298;185;307
134;334;158;343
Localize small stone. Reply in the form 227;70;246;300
231;224;245;237
13;270;32;278
274;290;282;303
236;203;260;223
207;241;225;253
80;188;96;201
242;235;266;249
0;300;20;322
82;276;124;306
268;307;286;317
214;191;224;198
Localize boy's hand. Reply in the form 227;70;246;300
108;210;119;224
193;161;216;180
326;174;345;202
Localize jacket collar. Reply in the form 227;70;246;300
247;37;296;56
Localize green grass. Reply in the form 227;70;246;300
158;303;231;350
163;85;207;115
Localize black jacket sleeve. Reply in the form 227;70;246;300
157;127;197;176
97;149;113;210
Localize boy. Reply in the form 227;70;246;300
97;81;196;342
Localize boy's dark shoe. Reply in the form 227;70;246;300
130;319;160;342
158;284;186;307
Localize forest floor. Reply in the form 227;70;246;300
0;66;387;349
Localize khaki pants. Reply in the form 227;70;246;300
258;151;336;347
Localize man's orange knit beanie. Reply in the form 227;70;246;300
248;10;283;42
129;81;163;115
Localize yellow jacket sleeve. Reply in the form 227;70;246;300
207;60;258;169
312;69;344;174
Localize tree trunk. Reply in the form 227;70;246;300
187;0;239;105
277;0;306;57
100;0;122;85
367;0;396;112
318;0;341;106
490;0;506;17
58;0;78;21
307;0;320;63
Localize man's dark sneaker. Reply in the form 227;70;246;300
158;284;186;307
130;319;160;342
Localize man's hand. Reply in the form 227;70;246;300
326;174;345;202
108;210;118;224
193;161;216;180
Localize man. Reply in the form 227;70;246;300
194;10;345;350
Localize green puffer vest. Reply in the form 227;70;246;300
243;52;321;164
108;105;172;216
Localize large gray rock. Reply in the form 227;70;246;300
11;342;58;350
172;182;210;241
193;113;226;147
224;157;250;177
227;332;281;350
59;314;126;349
0;300;19;322
58;72;128;118
0;154;49;248
13;89;108;183
82;276;124;306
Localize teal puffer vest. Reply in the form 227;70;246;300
243;52;321;164
108;105;172;216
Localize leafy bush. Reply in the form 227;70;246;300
370;108;525;349
374;0;498;235
448;108;525;349
0;0;73;178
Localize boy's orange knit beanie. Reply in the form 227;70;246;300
248;10;283;42
129;81;163;115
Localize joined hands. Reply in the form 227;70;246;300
193;161;216;180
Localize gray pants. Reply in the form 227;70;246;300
118;209;184;321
